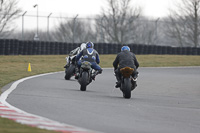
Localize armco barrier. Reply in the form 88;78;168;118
0;39;199;55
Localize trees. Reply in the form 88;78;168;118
95;0;160;45
166;0;200;47
54;17;97;43
2;0;200;48
0;0;161;46
96;0;141;44
0;0;22;38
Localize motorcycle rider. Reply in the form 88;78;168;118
113;46;139;88
75;41;102;79
64;43;86;68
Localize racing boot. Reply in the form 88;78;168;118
115;72;121;88
64;63;69;68
131;71;138;90
64;57;71;68
91;69;102;80
115;81;121;88
74;67;79;79
131;78;137;90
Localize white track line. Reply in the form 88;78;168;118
0;72;101;133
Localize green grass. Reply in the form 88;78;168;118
0;117;57;133
0;54;200;133
136;55;200;67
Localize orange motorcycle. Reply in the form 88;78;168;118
119;67;137;99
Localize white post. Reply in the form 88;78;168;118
47;13;52;41
22;11;27;40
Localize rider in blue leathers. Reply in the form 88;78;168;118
75;41;102;79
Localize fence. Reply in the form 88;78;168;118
0;39;200;55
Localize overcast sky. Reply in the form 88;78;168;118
18;0;178;18
16;0;180;31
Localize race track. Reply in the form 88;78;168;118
4;67;200;133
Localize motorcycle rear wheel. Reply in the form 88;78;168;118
80;72;88;91
122;78;131;99
65;64;75;80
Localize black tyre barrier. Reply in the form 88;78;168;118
18;41;23;55
166;46;171;55
59;43;64;55
0;39;5;55
0;39;200;55
103;44;110;54
97;43;103;54
182;47;187;55
171;47;177;55
198;48;200;55
63;42;68;55
117;44;122;53
27;41;33;55
156;46;162;54
4;39;10;55
130;44;137;54
153;45;158;54
67;43;75;54
146;45;154;54
161;46;167;54
177;47;182;55
193;48;198;55
114;44;120;54
54;42;59;55
40;41;46;55
108;43;117;54
143;45;148;54
137;45;144;54
188;47;193;55
9;39;15;55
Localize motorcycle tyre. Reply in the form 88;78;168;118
122;78;131;99
80;71;88;91
65;64;75;80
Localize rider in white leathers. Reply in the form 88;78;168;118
64;43;86;68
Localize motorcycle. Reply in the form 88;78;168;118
78;61;94;91
119;67;137;99
64;55;76;80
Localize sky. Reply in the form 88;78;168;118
18;0;178;18
16;0;179;31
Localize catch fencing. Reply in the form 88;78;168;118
0;39;200;55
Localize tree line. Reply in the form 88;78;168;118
0;0;200;47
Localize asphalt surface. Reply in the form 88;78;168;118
5;67;200;133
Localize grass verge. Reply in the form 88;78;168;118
0;54;200;133
0;117;57;133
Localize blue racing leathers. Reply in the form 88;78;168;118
76;48;102;72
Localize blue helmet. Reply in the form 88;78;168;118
86;42;94;48
121;46;130;51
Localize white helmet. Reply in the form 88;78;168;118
80;43;86;51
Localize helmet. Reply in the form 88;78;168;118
86;41;94;48
80;43;86;51
121;46;130;51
